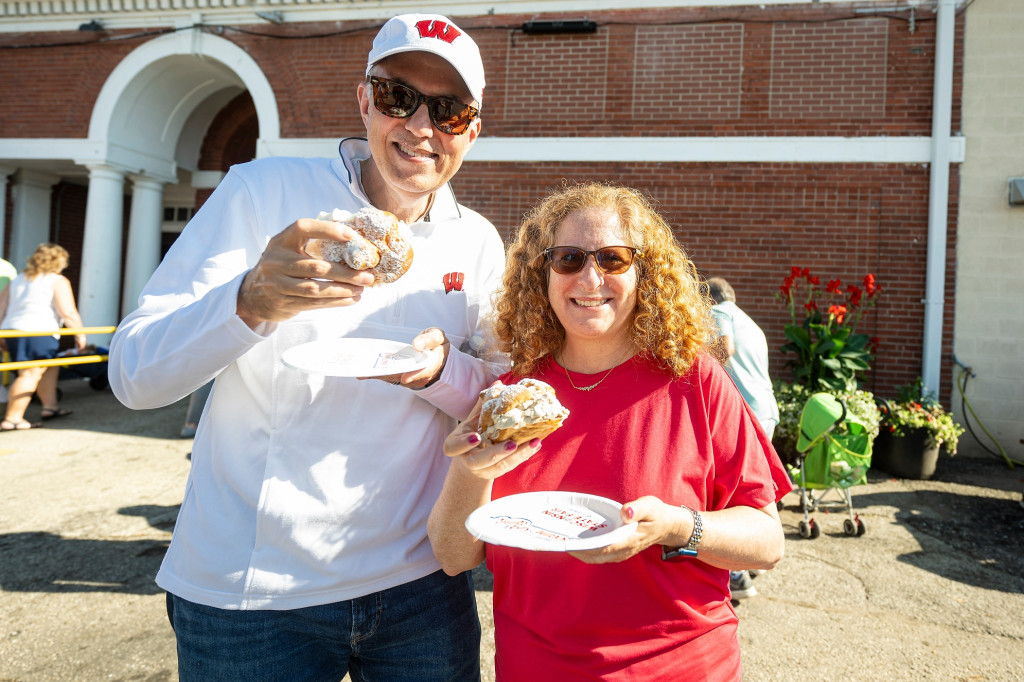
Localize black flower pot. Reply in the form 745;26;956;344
872;427;940;480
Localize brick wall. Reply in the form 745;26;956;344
450;161;959;400
0;4;965;401
0;7;961;138
0;33;137;137
197;92;258;172
49;181;88;294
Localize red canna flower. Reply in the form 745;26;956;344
826;279;843;295
846;284;863;308
804;301;818;313
791;266;802;278
864;273;880;298
868;336;880;352
808;275;820;285
801;267;811;279
827;304;847;323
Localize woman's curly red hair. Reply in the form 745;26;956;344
490;183;714;377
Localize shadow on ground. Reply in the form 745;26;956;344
0;505;179;595
0;533;168;594
783;456;1024;592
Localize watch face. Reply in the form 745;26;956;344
661;545;698;561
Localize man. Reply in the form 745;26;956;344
707;276;780;601
109;14;504;680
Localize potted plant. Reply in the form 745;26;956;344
772;268;882;463
873;379;965;480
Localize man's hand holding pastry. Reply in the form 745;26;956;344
236;216;375;328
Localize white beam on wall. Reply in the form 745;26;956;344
257;136;966;164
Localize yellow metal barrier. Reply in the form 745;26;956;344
0;326;116;373
0;326;116;338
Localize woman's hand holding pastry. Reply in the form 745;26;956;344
443;398;542;480
236;217;375;328
569;496;692;564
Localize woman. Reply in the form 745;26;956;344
428;183;791;680
0;243;86;430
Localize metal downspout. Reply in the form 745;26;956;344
921;0;958;398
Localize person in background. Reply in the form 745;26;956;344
707;275;781;601
0;257;17;291
429;183;791;681
178;380;211;439
0;243;86;430
0;256;17;403
108;13;504;681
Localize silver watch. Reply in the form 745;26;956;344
660;505;703;560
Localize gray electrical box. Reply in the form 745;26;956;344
1010;178;1024;206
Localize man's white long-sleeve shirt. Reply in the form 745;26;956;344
109;140;507;609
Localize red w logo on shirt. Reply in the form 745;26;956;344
415;20;462;44
443;272;465;294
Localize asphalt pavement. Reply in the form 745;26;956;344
1;378;1022;681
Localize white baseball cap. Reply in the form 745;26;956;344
366;14;485;104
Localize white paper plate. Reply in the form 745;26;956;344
465;491;638;552
281;337;430;377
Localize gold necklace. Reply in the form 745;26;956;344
562;364;616;392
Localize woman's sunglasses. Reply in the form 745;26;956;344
367;76;480;135
543;246;642;275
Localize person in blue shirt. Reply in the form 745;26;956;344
708;276;781;601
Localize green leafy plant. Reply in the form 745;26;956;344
878;379;965;453
773;381;881;461
778;267;880;392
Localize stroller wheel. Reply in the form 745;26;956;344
843;518;858;536
857;518;866;536
799;519;820;539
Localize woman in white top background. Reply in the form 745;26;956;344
0;243;86;431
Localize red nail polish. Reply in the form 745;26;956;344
468;433;481;445
529;438;541;448
505;441;517;451
625;506;635;520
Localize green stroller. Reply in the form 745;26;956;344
789;393;873;538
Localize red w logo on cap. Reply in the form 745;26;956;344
416;20;462;44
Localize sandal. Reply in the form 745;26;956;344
1;419;42;431
40;408;73;420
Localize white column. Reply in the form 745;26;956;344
78;164;126;333
0;164;15;261
921;0;957;398
9;169;61;270
122;175;165;314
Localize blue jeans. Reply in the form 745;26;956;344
167;570;481;682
